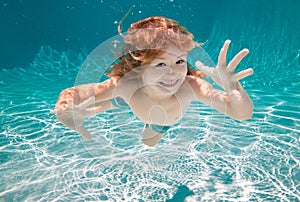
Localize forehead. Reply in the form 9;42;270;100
161;43;188;58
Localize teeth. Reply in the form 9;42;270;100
160;80;178;87
163;81;175;85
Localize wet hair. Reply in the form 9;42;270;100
106;16;205;77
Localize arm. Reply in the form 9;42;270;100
50;76;120;139
188;77;253;120
192;40;254;120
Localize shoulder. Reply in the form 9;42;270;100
99;76;121;88
110;75;141;99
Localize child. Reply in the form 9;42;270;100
51;16;254;147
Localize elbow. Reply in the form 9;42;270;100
231;111;253;120
229;105;254;121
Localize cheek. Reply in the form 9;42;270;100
146;68;169;80
177;65;188;76
142;71;150;84
142;69;161;84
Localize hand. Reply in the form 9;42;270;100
195;40;253;94
51;95;102;140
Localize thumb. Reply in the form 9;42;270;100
195;61;210;75
77;126;92;140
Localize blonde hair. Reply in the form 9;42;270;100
106;16;204;77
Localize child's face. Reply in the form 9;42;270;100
141;43;188;95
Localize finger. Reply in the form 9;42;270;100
50;109;62;114
84;106;103;115
228;49;249;72
235;68;254;81
77;126;92;140
50;102;68;114
78;97;95;110
195;61;210;74
218;40;231;67
50;109;58;114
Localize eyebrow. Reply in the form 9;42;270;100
156;54;187;60
177;54;187;58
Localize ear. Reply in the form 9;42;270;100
186;62;193;75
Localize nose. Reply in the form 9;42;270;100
166;66;176;75
161;66;179;81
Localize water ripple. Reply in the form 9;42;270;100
1;23;300;202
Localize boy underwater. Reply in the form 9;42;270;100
51;16;254;146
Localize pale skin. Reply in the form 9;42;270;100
51;40;254;146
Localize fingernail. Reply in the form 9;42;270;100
195;61;201;66
224;39;231;44
243;48;249;53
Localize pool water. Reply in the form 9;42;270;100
1;0;299;201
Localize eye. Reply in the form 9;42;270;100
155;63;166;67
176;59;185;65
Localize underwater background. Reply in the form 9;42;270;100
1;0;299;201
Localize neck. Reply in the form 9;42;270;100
141;86;173;101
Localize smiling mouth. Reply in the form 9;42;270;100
159;79;179;88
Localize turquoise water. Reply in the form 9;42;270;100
1;0;300;201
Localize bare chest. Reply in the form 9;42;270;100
129;91;190;125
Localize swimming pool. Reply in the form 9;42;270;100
1;0;299;201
